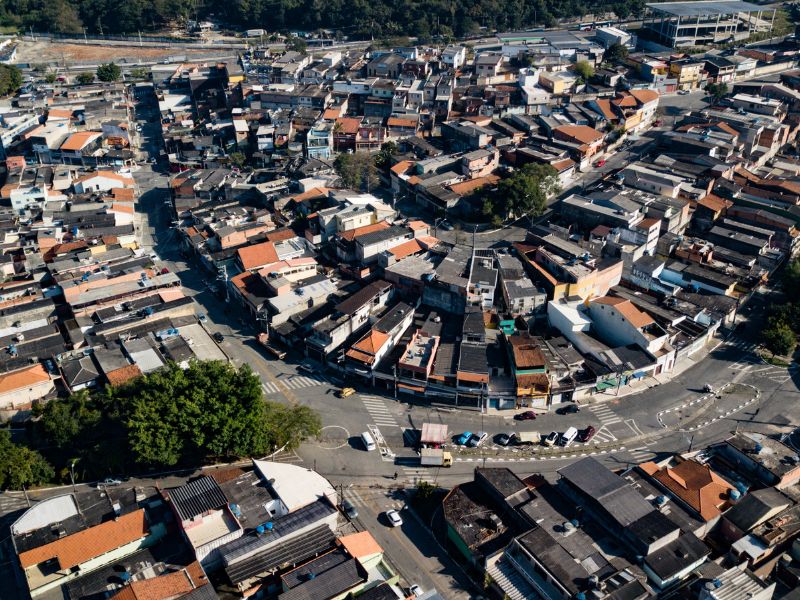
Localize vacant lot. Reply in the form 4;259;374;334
15;39;220;65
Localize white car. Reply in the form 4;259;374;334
468;431;488;447
409;584;424;597
386;509;403;527
100;477;122;487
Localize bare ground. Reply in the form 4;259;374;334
15;39;219;64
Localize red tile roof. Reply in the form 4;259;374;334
592;296;654;328
19;509;149;570
237;241;278;271
0;364;51;395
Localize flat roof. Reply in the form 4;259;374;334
647;1;764;17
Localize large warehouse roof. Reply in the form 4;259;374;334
647;1;764;17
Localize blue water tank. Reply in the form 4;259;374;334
729;489;741;500
265;522;274;531
120;572;131;582
755;443;763;453
256;525;265;534
735;481;748;494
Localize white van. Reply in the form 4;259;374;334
560;427;579;447
361;431;377;451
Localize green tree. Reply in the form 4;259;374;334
76;72;95;85
44;72;57;84
335;152;378;192
375;141;399;169
604;42;629;64
612;3;631;21
285;36;307;55
763;320;796;357
573;60;594;83
0;430;53;490
130;67;149;80
96;62;121;82
706;82;729;102
783;257;800;298
486;163;560;221
229;151;247;169
0;65;23;96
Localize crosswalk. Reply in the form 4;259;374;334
261;373;332;394
590;403;622;425
591;425;617;443
626;446;655;464
400;466;436;485
747;364;796;384
362;395;399;428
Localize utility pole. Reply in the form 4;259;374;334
69;460;77;495
393;364;398;399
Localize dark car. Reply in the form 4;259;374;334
342;499;358;520
556;404;580;415
514;411;537;421
212;332;224;343
578;426;597;443
495;433;513;446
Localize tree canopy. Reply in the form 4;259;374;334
334;152;379;192
573;60;594;83
0;0;648;37
0;64;23;96
96;62;121;82
0;430;53;490
483;163;560;223
76;72;95;85
603;42;628;63
32;360;322;484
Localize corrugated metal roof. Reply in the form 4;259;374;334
169;476;228;522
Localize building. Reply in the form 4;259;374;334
644;1;776;48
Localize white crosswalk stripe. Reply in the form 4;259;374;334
262;381;280;395
591;425;617;443
627;447;655;464
589;404;622;425
362;395;398;428
401;467;435;484
261;374;331;394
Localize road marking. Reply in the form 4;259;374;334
625;419;644;437
627;447;654;464
362;395;398;429
592;425;617;443
589;404;622;425
262;382;280;395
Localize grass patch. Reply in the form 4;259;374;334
764;355;792;367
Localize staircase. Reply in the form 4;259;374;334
488;559;540;600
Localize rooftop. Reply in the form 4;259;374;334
646;1;763;17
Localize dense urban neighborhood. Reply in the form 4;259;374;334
0;2;800;600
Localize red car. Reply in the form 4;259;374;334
595;159;606;168
514;411;537;421
160;267;170;274
578;426;597;442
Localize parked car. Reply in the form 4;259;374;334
386;509;403;527
703;383;714;393
100;477;122;487
495;433;513;446
298;362;315;374
342;499;358;520
409;585;424;597
457;431;474;445
514;410;537;421
212;332;224;343
556;404;580;415
678;89;690;95
468;432;488;447
560;427;579;447
339;387;356;398
578;426;597;443
653;119;662;126
543;432;559;447
595;159;607;167
439;220;454;231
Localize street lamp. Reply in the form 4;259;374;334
69;460;77;495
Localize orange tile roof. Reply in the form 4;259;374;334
552;158;576;172
111;203;134;214
629;88;659;105
386;117;418;128
60;131;102;151
592;296;654;328
554;124;603;145
19;509;148;570
339;531;383;559
407;220;428;231
74;171;134;186
347;330;390;365
636;217;660;230
335;117;362;135
323;108;343;120
106;364;142;387
448;174;500;196
237;241;278;271
47;108;74;119
516;373;550;391
595;98;617;121
111;562;208;600
390;160;415;176
0;364;51;395
698;193;733;213
265;228;297;242
641;458;734;521
714;122;739;137
388;238;423;259
339;221;390;242
289;187;331;203
112;188;136;201
613;94;638;108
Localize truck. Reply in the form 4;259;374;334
257;332;287;359
420;448;453;467
420;423;448;448
513;431;541;445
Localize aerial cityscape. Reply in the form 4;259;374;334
0;1;798;599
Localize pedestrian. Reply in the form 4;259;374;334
393;472;398;480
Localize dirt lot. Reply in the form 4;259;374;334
15;39;222;65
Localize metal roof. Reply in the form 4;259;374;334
169;476;228;522
647;1;764;16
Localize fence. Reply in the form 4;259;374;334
28;31;247;48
